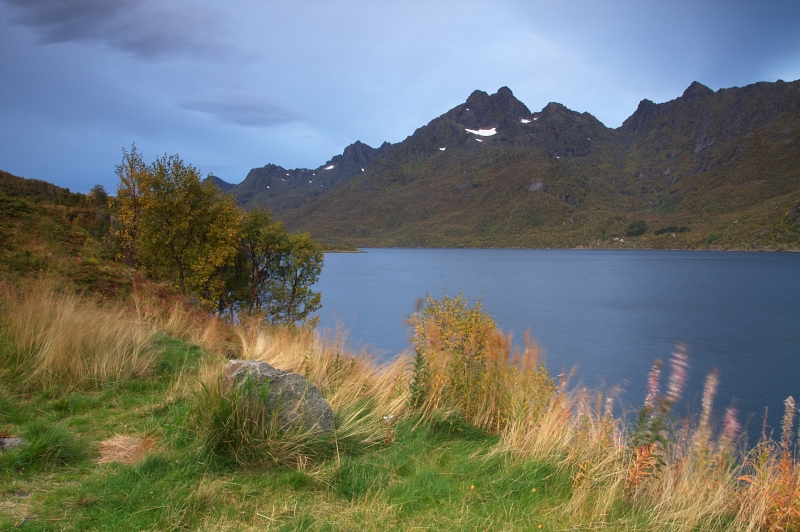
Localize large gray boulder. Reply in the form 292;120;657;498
221;360;335;433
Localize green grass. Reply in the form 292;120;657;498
2;291;798;530
0;333;579;531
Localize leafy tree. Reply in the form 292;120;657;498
109;144;147;266
88;184;109;208
138;153;242;307
267;231;323;326
241;209;288;313
220;209;323;326
108;148;322;323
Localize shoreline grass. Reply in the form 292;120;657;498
1;289;798;530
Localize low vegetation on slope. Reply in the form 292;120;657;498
228;80;800;251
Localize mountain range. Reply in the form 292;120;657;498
213;80;800;250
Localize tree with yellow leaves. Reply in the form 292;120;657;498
137;153;242;308
109;143;147;266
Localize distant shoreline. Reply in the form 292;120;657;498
324;246;799;253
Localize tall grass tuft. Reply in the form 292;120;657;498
194;325;409;468
0;419;84;471
735;396;800;530
0;283;156;388
128;284;234;356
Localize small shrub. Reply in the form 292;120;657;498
625;220;647;237
406;294;553;433
654;225;689;236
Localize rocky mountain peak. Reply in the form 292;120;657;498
540;102;572;117
620;99;659;134
458;87;531;129
682;81;715;103
205;174;235;192
325;140;390;175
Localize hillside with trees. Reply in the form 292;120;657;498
0;148;323;327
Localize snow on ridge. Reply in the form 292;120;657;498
520;119;531;124
464;127;496;136
324;165;335;170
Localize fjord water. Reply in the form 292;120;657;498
316;249;800;431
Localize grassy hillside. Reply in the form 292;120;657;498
0;173;137;297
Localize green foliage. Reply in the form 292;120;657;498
625;220;647;237
0;170;88;207
2;249;47;272
0;420;84;471
654;225;690;235
89;184;108;208
408;347;430;408
221;209;323;326
266;232;322;326
72;259;134;297
137;153;243;307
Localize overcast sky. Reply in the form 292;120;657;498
1;0;798;193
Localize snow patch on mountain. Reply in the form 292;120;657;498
465;128;497;136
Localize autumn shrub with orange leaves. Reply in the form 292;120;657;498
405;294;554;434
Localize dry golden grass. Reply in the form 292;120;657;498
97;434;155;464
234;325;409;421
128;285;234;356
191;324;410;468
4;284;798;530
1;282;157;388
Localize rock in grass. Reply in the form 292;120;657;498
0;437;27;450
221;360;335;433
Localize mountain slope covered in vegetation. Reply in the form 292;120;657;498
228;80;800;250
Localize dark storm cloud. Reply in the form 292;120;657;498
0;0;231;59
181;93;304;128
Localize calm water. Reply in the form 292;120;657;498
315;249;800;432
